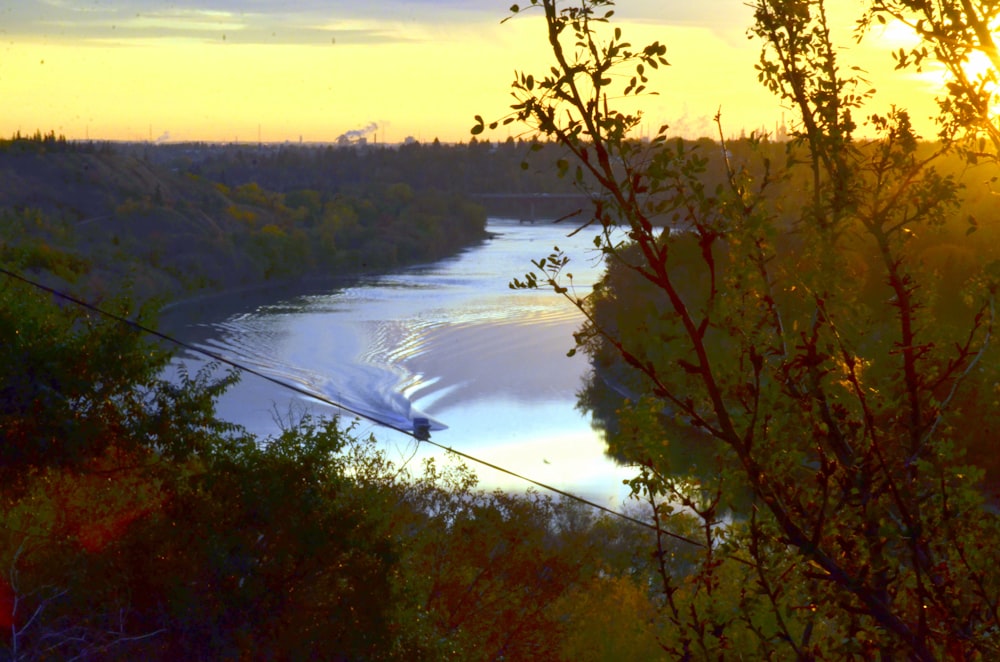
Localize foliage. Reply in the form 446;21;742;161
181;138;589;205
862;0;1000;153
0;276;674;659
0;280;235;489
0;146;488;304
0;210;91;284
98;420;400;659
487;0;1000;658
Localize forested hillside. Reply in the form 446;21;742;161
148;137;581;196
0;134;488;303
11;130;989;309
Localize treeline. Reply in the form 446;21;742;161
150;135;1000;227
0;145;487;302
0;281;675;660
150;138;585;198
211;178;487;275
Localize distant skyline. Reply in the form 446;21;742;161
1;1;948;144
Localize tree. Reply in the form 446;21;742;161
0;279;235;491
0;279;411;659
101;419;400;660
481;0;1000;657
863;0;1000;154
344;442;661;661
0;280;238;658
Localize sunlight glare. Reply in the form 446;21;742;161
869;16;1000;127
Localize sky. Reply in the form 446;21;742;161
0;0;948;144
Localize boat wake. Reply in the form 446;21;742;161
174;314;447;436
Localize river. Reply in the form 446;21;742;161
160;218;637;505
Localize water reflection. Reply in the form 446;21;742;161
162;219;637;504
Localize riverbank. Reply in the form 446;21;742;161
157;229;502;316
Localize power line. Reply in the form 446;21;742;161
417;435;689;541
0;266;702;548
0;266;411;436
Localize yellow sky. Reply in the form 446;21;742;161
0;2;948;144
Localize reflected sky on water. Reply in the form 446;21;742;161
162;219;638;505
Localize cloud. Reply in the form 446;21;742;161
616;0;757;44
4;0;769;57
8;1;499;45
10;1;755;47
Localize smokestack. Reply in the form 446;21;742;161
336;122;379;144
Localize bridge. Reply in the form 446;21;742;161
470;193;597;223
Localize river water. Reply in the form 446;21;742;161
161;218;637;505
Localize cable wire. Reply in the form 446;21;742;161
0;266;413;436
0;266;702;547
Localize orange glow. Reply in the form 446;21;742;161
77;503;158;554
959;49;1000;116
0;6;953;144
862;17;1000;131
40;449;169;554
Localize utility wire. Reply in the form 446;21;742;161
415;435;694;542
0;266;411;436
0;266;702;548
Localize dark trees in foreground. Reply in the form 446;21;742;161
488;0;1000;658
0;281;667;660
